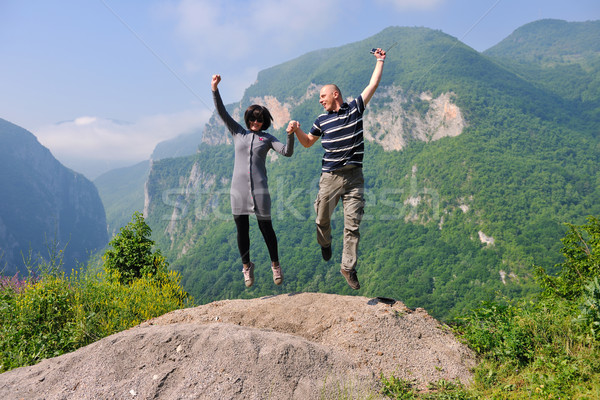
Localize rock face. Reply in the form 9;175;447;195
0;118;108;274
0;293;476;400
364;88;466;151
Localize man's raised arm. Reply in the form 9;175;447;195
361;48;386;106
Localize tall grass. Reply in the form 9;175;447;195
0;255;192;372
379;217;600;399
459;297;600;399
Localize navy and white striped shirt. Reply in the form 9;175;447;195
309;95;365;172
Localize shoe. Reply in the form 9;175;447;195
340;269;360;290
321;245;332;261
242;262;255;287
271;262;283;285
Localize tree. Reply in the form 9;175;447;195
536;215;600;300
103;212;167;284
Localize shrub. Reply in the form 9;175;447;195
458;216;600;398
103;211;165;284
0;213;192;373
79;268;191;339
0;274;79;371
536;215;600;300
459;301;535;366
0;267;191;372
578;277;600;340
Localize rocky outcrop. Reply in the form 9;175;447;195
0;118;108;274
365;88;466;150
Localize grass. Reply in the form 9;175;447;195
0;254;192;372
376;294;600;399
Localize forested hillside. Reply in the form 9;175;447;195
484;19;600;106
141;22;600;321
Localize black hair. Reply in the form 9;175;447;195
244;104;273;130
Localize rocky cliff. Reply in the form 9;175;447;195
0;118;108;274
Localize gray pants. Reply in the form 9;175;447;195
314;165;365;272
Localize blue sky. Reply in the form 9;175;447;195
1;0;598;178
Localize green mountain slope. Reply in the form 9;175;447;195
141;23;600;321
484;19;600;106
484;19;600;66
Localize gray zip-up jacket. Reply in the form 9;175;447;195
213;89;294;218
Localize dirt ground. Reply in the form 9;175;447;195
0;292;476;399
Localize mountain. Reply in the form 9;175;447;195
0;118;108;275
484;19;600;106
484;19;600;65
94;128;203;237
101;22;600;321
150;128;203;160
94;160;150;238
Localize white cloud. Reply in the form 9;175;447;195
158;0;344;100
35;109;212;163
374;0;446;11
74;116;98;126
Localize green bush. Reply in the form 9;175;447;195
458;216;600;399
0;274;78;371
578;277;600;340
0;213;192;373
536;216;600;300
103;211;166;284
379;375;475;399
0;267;191;372
78;268;191;339
459;301;535;366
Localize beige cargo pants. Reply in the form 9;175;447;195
314;165;365;272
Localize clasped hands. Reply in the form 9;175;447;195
286;120;300;135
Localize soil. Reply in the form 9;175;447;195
0;292;476;399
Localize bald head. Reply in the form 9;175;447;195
322;84;342;99
319;84;343;112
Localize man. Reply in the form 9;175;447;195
286;48;386;289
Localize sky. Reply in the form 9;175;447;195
1;0;599;179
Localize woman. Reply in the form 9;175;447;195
211;74;294;287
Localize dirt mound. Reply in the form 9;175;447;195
0;292;476;399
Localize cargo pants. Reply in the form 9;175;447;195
314;165;365;272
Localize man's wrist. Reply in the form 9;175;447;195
377;58;385;62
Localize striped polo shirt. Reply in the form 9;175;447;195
309;95;365;172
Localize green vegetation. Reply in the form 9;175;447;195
377;216;600;399
460;216;600;399
103;211;169;284
0;213;191;373
379;376;472;399
484;19;600;118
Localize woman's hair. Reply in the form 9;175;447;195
244;104;273;130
